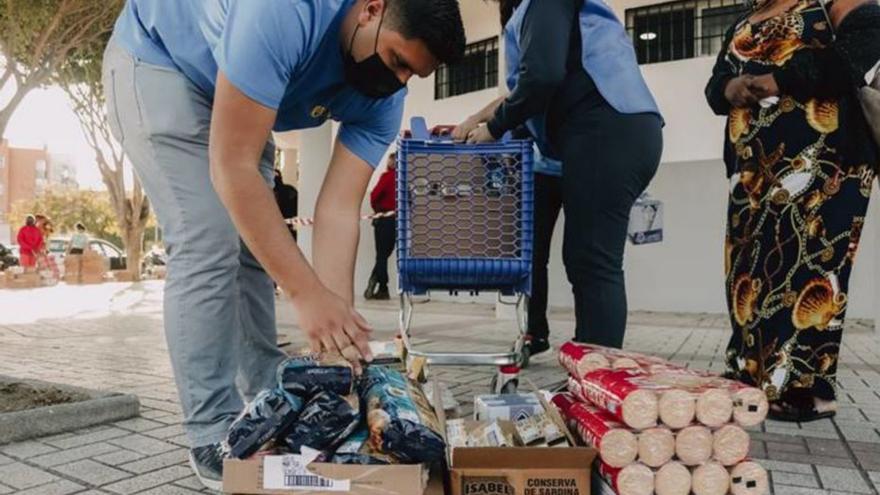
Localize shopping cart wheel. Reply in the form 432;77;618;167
518;344;531;369
491;366;520;394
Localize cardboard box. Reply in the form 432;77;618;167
222;452;428;495
450;447;595;495
474;394;544;422
112;270;135;282
5;271;41;289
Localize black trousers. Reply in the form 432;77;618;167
528;174;563;340
370;217;396;287
552;92;663;348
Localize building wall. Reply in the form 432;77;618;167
0;140;51;244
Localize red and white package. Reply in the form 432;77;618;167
598;461;654;495
568;372;659;430
560;342;768;428
692;461;730;495
655;461;692;495
729;461;769;495
713;424;751;466
557;397;639;468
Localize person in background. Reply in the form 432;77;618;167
364;152;397;300
706;0;880;421
273;168;299;241
455;0;663;350
67;223;90;255
16;215;43;270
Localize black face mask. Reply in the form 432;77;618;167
343;7;405;98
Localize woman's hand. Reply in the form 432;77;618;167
466;124;496;144
290;283;373;374
452;116;479;141
747;74;780;99
724;75;759;108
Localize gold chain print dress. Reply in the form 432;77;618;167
722;0;874;402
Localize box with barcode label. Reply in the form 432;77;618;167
223;454;428;494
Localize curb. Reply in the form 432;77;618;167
0;376;140;445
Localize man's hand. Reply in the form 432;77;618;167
725;75;759;108
747;74;780;99
466;124;496;144
452;116;479;141
292;282;372;374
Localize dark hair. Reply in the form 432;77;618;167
387;0;466;65
75;223;85;231
495;0;523;26
25;215;35;226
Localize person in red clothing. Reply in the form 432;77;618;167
364;152;397;300
16;215;44;270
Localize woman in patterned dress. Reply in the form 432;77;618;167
706;0;880;421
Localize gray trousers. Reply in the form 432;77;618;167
102;41;287;447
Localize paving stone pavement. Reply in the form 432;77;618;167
1;281;879;494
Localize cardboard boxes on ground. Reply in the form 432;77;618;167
63;252;108;285
221;347;598;495
2;267;41;289
445;392;595;495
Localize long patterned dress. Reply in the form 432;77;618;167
722;0;874;401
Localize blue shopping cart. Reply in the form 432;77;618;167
396;117;534;393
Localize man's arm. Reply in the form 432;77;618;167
209;72;372;370
312;141;374;304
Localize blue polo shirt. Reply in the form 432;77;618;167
112;0;405;168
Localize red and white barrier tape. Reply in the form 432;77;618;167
285;210;395;228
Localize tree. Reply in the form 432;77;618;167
0;0;118;138
10;188;121;247
56;1;150;280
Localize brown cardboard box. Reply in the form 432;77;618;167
440;385;596;495
222;456;428;495
112;270;135;282
450;447;595;495
5;271;42;289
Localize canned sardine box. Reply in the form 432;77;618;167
475;393;545;422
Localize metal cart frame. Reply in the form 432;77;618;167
396;117;534;392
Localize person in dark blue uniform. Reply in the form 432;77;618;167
457;0;663;352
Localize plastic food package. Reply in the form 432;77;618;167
282;391;360;454
467;420;515;447
446;418;469;448
277;355;354;399
329;427;393;464
225;388;303;459
360;366;445;463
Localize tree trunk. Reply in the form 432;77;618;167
0;83;34;138
123;222;144;281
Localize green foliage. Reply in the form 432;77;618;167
10;188;123;247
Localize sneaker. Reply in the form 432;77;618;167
527;337;551;356
373;286;391;300
363;276;378;300
189;443;225;491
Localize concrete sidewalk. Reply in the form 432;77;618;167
0;281;878;494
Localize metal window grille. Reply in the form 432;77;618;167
626;0;746;64
434;37;499;100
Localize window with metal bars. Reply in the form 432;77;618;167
435;37;499;100
626;0;747;65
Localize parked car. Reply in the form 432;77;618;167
0;242;19;271
50;238;127;271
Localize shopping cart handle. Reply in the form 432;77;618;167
410;116;430;140
409;116;515;143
